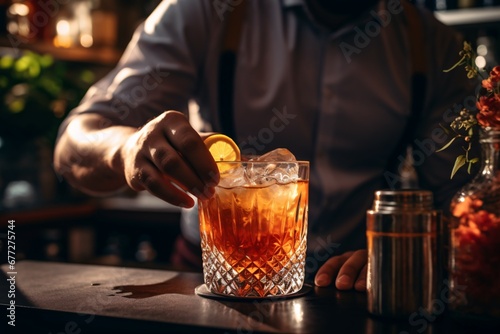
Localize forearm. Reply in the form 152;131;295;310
54;113;135;195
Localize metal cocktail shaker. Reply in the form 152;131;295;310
366;190;442;318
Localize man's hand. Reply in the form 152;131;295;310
54;110;219;207
314;249;367;291
120;111;219;207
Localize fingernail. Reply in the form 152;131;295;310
336;274;352;287
315;273;331;287
207;179;218;188
179;202;193;208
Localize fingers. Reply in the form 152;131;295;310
353;261;367;292
314;249;367;291
161;111;219;188
314;251;353;287
122;111;219;207
147;143;214;199
130;162;195;208
335;249;367;291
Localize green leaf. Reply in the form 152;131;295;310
8;99;25;113
451;155;466;179
443;56;466;73
80;70;95;84
469;158;479;164
0;55;14;69
467;161;474;174
39;54;54;68
28;61;41;78
439;123;450;135
436;136;458;152
14;56;31;73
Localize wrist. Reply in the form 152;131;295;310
108;126;137;177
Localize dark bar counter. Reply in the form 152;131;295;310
0;261;483;333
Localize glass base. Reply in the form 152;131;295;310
194;283;312;301
201;239;307;298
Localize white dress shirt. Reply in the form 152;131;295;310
61;0;476;254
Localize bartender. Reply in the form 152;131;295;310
53;0;477;290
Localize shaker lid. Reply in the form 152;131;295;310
367;190;439;234
372;190;434;212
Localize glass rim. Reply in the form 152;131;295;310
215;160;310;165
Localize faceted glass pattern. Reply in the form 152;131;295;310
198;161;309;298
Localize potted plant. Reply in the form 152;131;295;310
0;50;94;209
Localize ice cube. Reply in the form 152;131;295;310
252;148;297;162
246;148;299;185
218;163;248;188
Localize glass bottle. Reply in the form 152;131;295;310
448;128;500;326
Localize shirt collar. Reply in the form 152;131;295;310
283;0;390;37
283;0;386;12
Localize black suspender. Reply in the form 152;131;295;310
384;0;428;189
217;0;247;139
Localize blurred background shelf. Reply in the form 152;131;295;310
0;193;182;269
435;6;500;27
0;0;162;65
0;37;122;65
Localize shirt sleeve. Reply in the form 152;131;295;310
58;0;215;133
414;13;480;210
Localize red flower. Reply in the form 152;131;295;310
476;95;500;129
482;66;500;91
452;195;500;305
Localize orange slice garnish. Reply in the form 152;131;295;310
204;134;241;172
